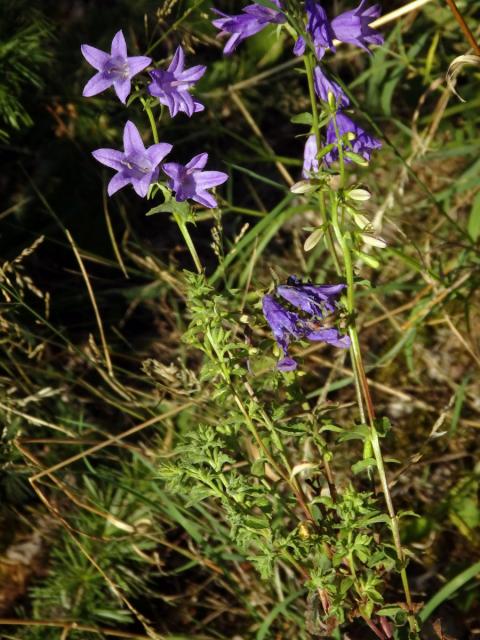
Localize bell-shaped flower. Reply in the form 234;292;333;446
212;1;286;56
306;326;351;349
294;0;382;59
81;30;151;104
262;295;304;371
331;1;383;52
162;153;228;208
314;66;349;107
302;135;320;178
277;277;346;316
92;121;172;198
262;278;350;371
148;46;206;118
324;111;381;167
293;0;335;59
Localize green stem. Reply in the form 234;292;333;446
142;100;203;275
304;54;341;275
142;99;159;144
173;212;203;274
304;53;321;154
303;58;419;635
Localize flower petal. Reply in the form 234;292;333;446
110;30;127;58
123;121;144;155
92;148;125;171
132;174;152;198
194;170;228;190
178;64;206;84
83;73;113;97
127;55;152;77
186;153;208;171
277;357;298;372
114;78;131;104
223;33;243;56
107;172;131;196
162;162;183;181
193;190;218;208
168;46;185;74
81;44;109;71
146;143;173;167
180;91;195;117
293;36;306;56
306;327;351;348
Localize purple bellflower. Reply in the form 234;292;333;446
92;121;172;198
277;277;346;316
262;278;350;371
331;0;383;52
148;46;206;118
302;135;319;178
324;111;381;167
162;153;228;208
81;30;151;104
262;295;304;372
293;0;335;59
212;1;286;56
294;0;382;59
314;66;349;107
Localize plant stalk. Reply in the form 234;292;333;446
304;58;419;634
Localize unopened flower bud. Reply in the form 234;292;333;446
355;249;380;269
349;188;371;201
304;228;324;252
361;233;387;249
327;91;336;111
290;180;316;194
344;151;369;166
353;213;370;229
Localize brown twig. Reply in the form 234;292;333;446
444;0;480;55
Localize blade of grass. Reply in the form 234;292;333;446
419;561;480;622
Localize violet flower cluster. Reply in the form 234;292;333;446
211;2;383;175
81;33;227;205
263;277;350;371
212;1;286;55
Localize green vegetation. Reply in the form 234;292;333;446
1;1;479;638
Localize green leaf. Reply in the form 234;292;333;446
146;199;191;219
351;458;377;475
251;458;266;477
467;190;480;240
256;590;304;640
291;112;313;125
244;514;270;530
419;561;480;622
